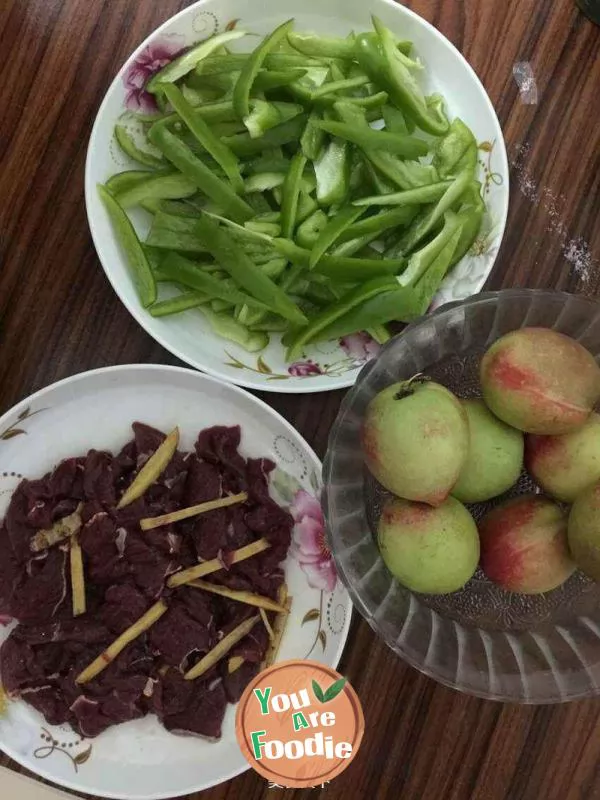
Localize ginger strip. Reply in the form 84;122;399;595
188;578;288;614
117;427;180;509
0;684;7;717
184;615;259;681
70;534;86;617
228;656;245;674
167;538;270;588
76;600;168;684
260;608;275;642
140;491;247;531
30;503;83;553
264;584;292;668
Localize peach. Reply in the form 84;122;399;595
377;495;480;594
479;494;575;594
362;378;468;506
526;413;600;502
480;327;600;434
568;481;600;580
452;399;524;503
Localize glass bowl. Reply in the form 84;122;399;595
323;289;600;703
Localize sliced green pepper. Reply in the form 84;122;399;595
150;291;209;317
280;151;307;239
147;31;247;92
354;180;453;207
105;169;159;196
148;125;253;223
285;276;398;359
432;117;478;178
296;209;329;248
382;104;415;134
233;19;295;119
273;238;403;280
308;75;370;99
201;307;269;352
301;111;326;161
314;139;350;206
413;218;463;305
398;210;463;286
162;84;243;192
222;114;308;156
369;18;449;135
309;205;365;267
116;171;198;209
338;205;418;241
287;32;356;59
254;68;308;91
160;251;274;311
392;169;472;255
312;120;428;158
114;125;163;168
194;215;306;325
314;285;421;340
98;184;156;307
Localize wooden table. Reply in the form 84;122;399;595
1;1;599;798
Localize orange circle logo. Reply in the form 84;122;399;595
235;659;364;789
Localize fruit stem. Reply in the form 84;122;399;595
394;373;430;400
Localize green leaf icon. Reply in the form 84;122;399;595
312;679;325;703
323;677;347;703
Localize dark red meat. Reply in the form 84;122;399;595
0;422;289;739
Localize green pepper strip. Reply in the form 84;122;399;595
315;139;351;207
148;125;253;223
354;181;453;207
285;276;398;359
150;291;209;317
243;100;282;139
254;69;308;90
338;205;418;241
162;85;243;192
105;169;162;196
280;152;307;239
222;114;308;157
287;32;356;59
412;220;463;304
160;252;273;311
98;184;156;307
116;172;198;209
394;169;472;255
398;210;463;286
432;117;478;178
233;19;295;119
371;18;449;136
147;31;247;92
309;205;365;268
314;285;421;341
273;239;403;280
331;231;381;257
296;209;329;248
201;307;269;352
244;172;285;193
114;125;164;168
312;120;428;159
194;215;307;326
308;75;370;99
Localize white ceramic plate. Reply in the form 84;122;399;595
85;0;509;393
0;365;352;799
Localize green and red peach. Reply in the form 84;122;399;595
568;481;600;580
362;378;468;506
452;399;524;503
377;495;480;594
479;494;575;593
480;328;600;434
526;413;600;503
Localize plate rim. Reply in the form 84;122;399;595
0;363;353;799
84;0;509;395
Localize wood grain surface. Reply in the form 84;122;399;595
1;1;599;799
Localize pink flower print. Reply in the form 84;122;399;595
339;332;381;363
288;360;324;377
290;490;337;592
122;35;186;112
